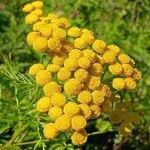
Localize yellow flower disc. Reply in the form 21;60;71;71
52;53;67;66
33;37;48;52
79;57;91;69
25;14;39;24
122;64;133;76
90;63;103;76
83;49;96;63
47;64;60;73
35;70;52;86
78;90;92;104
68;27;82;37
48;38;61;52
51;93;66;107
109;63;122;75
63;102;80;117
71;129;88;146
69;49;83;59
64;58;79;72
43;81;61;97
29;63;44;76
32;1;43;9
31;9;43;16
92;39;106;54
48;106;63;120
43;123;58;139
33;21;46;31
125;77;136;90
118;53;131;64
79;104;92;119
36;97;52;112
39;25;53;37
55;115;71;132
132;68;141;80
64;78;82;96
22;3;34;13
71;115;87;130
26;32;39;45
112;78;125;90
74;69;89;83
107;45;120;56
74;38;88;49
87;76;101;90
53;27;66;40
90;104;101;119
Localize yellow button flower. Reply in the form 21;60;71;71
79;104;92;119
39;25;53;37
31;9;43;16
112;78;125;90
43;123;58;139
26;32;39;46
56;17;70;29
109;63;122;75
57;67;72;81
81;32;95;44
33;37;48;52
63;102;80;117
68;27;82;37
43;81;61;97
64;78;82;96
118;53;131;64
83;49;96;63
36;97;52;112
32;1;43;9
71;129;88;146
48;106;63;120
107;45;120;56
132;68;141;80
29;63;44;75
74;69;89;83
25;14;39;24
47;64;60;73
71;115;87;130
122;64;133;76
22;3;33;13
64;58;79;72
90;104;101;119
51;93;66;107
53;27;66;40
79;57;91;69
33;21;46;31
102;50;117;64
74;38;88;49
92;90;105;106
36;70;52;86
90;63;103;76
78;90;92;104
55;115;71;132
87;76;101;90
92;39;106;54
48;38;61;52
69;49;83;59
52;53;67;66
125;77;136;90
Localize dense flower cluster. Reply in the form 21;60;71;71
23;0;141;146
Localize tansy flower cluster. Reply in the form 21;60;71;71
23;0;141;146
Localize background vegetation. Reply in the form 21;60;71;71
0;0;150;149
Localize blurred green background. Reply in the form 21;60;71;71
0;0;150;149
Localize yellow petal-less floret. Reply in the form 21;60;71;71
92;90;105;106
90;63;103;76
51;93;66;107
63;102;80;117
71;115;87;130
112;78;125;90
69;49;83;59
64;58;79;72
132;68;141;80
29;63;44;75
32;1;43;9
74;69;89;83
78;90;92;104
87;76;101;90
48;106;63;120
36;70;52;86
79;57;91;69
52;53;67;66
71;129;88;146
43;123;58;139
125;77;136;90
36;97;52;112
102;50;117;64
57;67;72;81
43;81;61;97
48;38;61;52
74;38;88;49
47;64;60;73
55;115;71;132
39;25;53;37
64;78;82;96
109;63;122;75
31;9;43;16
79;104;92;119
55;17;70;29
22;3;34;13
33;37;48;52
68;27;82;37
118;53;132;64
81;32;95;45
122;64;133;76
107;45;120;56
92;39;106;54
53;27;66;40
33;21;46;31
25;14;39;24
26;32;39;46
83;49;96;63
90;104;101;119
